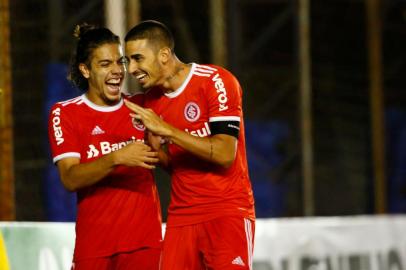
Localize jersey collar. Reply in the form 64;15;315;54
164;63;196;99
82;94;124;112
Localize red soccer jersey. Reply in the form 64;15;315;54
145;63;255;227
48;94;162;261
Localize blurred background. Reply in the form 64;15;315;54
0;0;405;222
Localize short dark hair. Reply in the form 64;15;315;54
68;23;120;91
125;20;174;52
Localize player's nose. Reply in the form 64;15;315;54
127;60;138;74
112;62;124;74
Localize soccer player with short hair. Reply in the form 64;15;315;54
48;24;162;270
124;20;255;270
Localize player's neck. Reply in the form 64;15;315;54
85;90;121;107
161;59;191;94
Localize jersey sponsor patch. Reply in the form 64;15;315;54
185;122;211;137
51;107;64;145
86;137;143;159
184;102;200;122
212;73;229;112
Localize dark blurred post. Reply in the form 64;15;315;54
0;0;15;220
126;0;141;93
366;0;386;213
48;0;63;60
105;0;128;90
298;0;314;216
210;0;227;67
126;0;140;32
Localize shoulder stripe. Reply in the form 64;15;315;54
195;67;214;74
193;71;211;77
53;152;81;164
209;116;240;122
196;64;217;71
57;96;79;104
59;96;83;107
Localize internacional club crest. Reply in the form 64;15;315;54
184;102;200;122
132;118;146;131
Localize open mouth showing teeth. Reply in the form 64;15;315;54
106;78;121;84
106;78;122;93
135;73;147;82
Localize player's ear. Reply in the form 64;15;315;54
159;47;171;64
79;63;90;79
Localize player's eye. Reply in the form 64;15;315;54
99;61;111;67
132;55;143;62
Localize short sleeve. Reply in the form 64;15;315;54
204;67;242;137
48;103;81;163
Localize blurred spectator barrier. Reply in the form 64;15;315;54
386;108;406;213
1;215;406;270
44;63;78;221
245;120;289;217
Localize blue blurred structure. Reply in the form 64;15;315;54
245;120;289;217
386;108;406;213
44;63;78;221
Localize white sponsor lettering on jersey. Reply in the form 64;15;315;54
185;122;211;137
87;144;99;158
51;107;64;145
212;73;229;112
86;136;143;159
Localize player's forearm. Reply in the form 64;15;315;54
168;128;236;168
60;153;117;191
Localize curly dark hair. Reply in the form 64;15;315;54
68;23;120;91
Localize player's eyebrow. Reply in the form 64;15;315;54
129;53;143;60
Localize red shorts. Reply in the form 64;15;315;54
72;247;161;270
160;216;255;270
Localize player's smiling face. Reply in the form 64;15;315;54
80;43;125;106
125;39;164;90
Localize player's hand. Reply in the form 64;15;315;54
146;130;163;151
124;100;173;137
114;141;159;169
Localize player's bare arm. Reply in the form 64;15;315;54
57;142;158;191
125;100;237;168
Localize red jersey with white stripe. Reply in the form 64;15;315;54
144;63;255;227
48;94;162;261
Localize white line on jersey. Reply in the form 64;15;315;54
196;64;218;71
59;96;82;106
209;116;241;122
245;218;253;270
195;67;215;74
193;71;211;77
